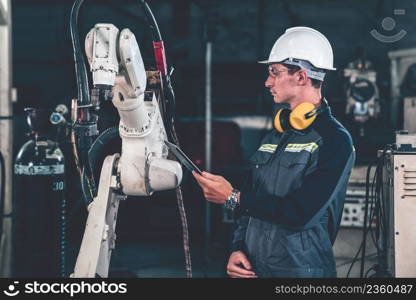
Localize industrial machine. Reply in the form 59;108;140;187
378;132;416;277
344;50;381;136
358;131;416;278
69;0;191;278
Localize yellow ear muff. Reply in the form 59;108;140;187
289;102;316;130
274;109;284;133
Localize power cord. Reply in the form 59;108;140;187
0;151;6;249
346;145;392;278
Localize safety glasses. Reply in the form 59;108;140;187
268;66;289;78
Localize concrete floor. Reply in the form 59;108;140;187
67;227;377;278
333;228;378;278
108;241;227;278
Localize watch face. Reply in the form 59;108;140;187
225;189;240;210
225;198;238;210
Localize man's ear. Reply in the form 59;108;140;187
297;69;308;86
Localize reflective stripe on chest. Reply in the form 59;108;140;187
284;142;318;153
258;144;278;153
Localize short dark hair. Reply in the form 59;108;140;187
283;63;323;89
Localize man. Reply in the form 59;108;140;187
193;27;355;278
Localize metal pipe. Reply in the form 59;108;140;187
204;41;212;253
0;0;13;277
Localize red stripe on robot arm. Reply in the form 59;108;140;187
153;41;167;76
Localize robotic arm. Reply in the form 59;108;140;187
85;23;182;195
72;23;182;277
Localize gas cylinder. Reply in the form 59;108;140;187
14;108;66;277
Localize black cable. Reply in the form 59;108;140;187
139;0;162;42
347;161;381;278
368;164;378;248
139;0;192;278
374;146;391;276
346;239;363;278
80;126;119;205
70;0;90;106
139;0;176;142
0;151;5;245
359;159;381;277
346;209;379;277
357;145;392;278
367;152;382;252
360;164;373;277
338;253;376;268
365;265;376;278
70;0;100;207
379;147;391;247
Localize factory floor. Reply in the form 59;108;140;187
108;240;227;278
66;228;376;278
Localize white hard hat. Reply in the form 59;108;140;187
260;26;336;73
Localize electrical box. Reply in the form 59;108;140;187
403;97;416;133
381;147;416;277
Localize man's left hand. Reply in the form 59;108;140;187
192;171;232;204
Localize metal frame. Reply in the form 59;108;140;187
383;151;416;277
0;0;13;278
388;48;416;129
0;0;7;25
403;97;416;133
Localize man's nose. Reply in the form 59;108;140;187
265;75;273;88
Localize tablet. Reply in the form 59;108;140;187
165;141;203;175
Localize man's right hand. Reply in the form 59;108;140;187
226;251;257;278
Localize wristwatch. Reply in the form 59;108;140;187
224;188;240;210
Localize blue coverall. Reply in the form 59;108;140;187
232;103;355;277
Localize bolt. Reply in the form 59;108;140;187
401;164;405;168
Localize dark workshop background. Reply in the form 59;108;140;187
10;0;415;276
